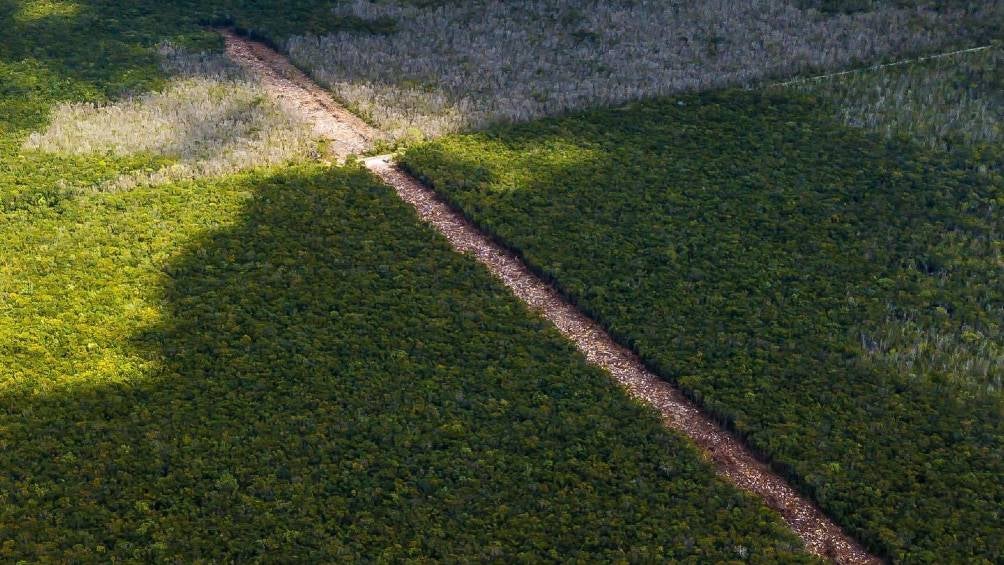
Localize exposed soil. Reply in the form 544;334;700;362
220;29;883;565
218;28;381;158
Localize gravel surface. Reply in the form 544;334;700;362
219;28;380;158
222;29;882;565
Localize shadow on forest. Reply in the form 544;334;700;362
0;165;504;559
402;91;1004;560
2;164;810;561
2;166;485;560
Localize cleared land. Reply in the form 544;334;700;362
286;0;1002;140
0;0;375;211
218;27;379;158
401;90;1004;562
23;43;320;191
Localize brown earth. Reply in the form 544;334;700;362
218;28;381;158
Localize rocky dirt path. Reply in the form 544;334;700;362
221;29;882;565
218;28;380;158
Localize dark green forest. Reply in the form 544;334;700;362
403;91;1004;562
0;164;813;561
0;2;812;560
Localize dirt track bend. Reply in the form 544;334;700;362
219;29;882;565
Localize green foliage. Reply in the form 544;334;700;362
784;46;1004;386
403;90;1004;562
0;3;813;559
0;165;812;561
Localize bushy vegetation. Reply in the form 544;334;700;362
402;91;1004;562
4;0;1000;560
789;43;1003;175
286;0;1002;140
0;164;814;562
784;44;1004;386
1;1;815;561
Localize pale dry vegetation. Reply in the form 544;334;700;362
286;0;1000;140
790;44;1002;168
863;227;1004;396
23;44;319;191
867;309;1003;395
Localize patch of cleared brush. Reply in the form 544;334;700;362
789;44;1002;173
859;225;1003;397
286;0;1002;141
865;307;1003;396
23;44;320;191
